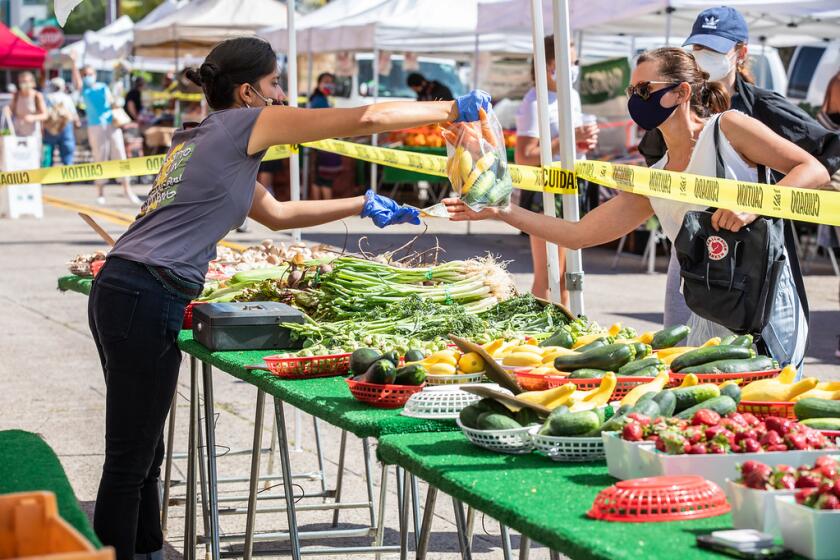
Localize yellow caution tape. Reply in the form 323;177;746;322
150;91;204;102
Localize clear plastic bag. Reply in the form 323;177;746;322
442;107;512;211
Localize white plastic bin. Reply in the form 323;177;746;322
776;495;840;560
726;480;795;537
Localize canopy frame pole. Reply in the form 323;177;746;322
371;48;379;194
467;33;481;237
529;0;563;306
664;4;675;46
288;0;301;243
553;0;584;315
301;35;314;201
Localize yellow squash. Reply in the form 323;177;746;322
428;363;457;376
457;352;485;374
678;373;700;388
516;383;576;410
741;372;820;402
620;370;670;406
502;352;543;367
636;331;655;345
608;323;622;337
702;337;722;347
569;372;617;411
572;332;609;349
792;387;840;402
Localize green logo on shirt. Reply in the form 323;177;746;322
139;141;195;217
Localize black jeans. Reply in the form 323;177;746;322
88;256;201;559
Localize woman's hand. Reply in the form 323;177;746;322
711;208;757;232
361;190;420;228
443;197;506;221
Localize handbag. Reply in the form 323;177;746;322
110;107;132;128
674;116;808;339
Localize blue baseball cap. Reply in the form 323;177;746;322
683;6;749;53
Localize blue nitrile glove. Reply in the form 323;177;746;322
454;89;492;122
361;190;421;228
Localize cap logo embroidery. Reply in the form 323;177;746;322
702;15;719;29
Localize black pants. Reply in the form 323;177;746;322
88;257;201;559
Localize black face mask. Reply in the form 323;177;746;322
627;83;680;131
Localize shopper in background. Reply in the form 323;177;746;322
71;54;141;206
447;47;827;372
11;71;47;139
515;35;598;306
639;6;840;329
124;76;144;121
407;72;454;101
308;72;342;200
43;77;79;166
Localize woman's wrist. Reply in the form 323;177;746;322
446;101;458;122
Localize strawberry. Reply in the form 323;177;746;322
796;487;818;505
709;442;727;454
744;463;773;489
784;432;808;451
741;437;761;453
795;474;822;489
622;423;643;442
815;456;836;469
741;412;760;426
627;413;651;427
727;412;748;427
760;431;783;447
740;460;764;476
816;494;840;510
818;462;837;480
765;444;788;452
774;473;797;490
833;479;840;499
685;427;704;445
687;443;708;455
765;417;792;435
692;409;721;426
736;430;757;443
705;425;725;441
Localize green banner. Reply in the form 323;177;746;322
579;57;631;105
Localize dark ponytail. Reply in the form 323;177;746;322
185;37;277;110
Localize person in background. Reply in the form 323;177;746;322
11;71;47;139
407;72;454;101
70;55;142;206
308;72;342;200
43;77;79;166
639;6;840;330
515;36;598;306
125;76;144;121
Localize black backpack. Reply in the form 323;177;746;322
674;116;809;340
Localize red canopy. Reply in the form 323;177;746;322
0;23;46;69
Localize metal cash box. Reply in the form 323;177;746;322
192;302;306;351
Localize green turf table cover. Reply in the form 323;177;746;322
177;331;459;438
58;275;93;296
0;430;100;547
377;431;741;560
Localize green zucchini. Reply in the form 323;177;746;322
628;398;661;418
477;412;522;430
720;335;738;345
628;365;663;377
651;325;690;349
394;364;427;386
575;337;611;352
794;398;840;421
720;383;742;404
652;390;677;417
630;343;652;359
365;359;397;384
515;407;542;427
568;368;607;379
553;343;635;372
675;396;738;420
540;327;574;349
618;357;663;376
350;348;381;375
463;171;495;205
670;346;755;372
542;409;601;437
538;405;569;435
799;418;840;430
669;384;721;414
731;334;754;348
679;356;773;374
404;349;426;363
596;413;629;434
381;350;400;367
459;404;484;428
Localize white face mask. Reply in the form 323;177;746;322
552;64;580;84
693;49;734;82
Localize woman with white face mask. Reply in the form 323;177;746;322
638;6;840;330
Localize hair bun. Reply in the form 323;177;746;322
184;67;203;87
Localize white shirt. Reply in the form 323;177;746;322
515;87;583;160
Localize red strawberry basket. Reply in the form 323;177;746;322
263;353;352;379
546;375;655;399
737;400;797;420
346;378;424;408
668;369;780;387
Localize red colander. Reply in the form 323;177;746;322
588;475;730;522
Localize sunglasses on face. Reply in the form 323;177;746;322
625;80;681;101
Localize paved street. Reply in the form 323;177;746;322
1;183;837;559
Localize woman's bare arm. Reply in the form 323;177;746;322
247;182;365;231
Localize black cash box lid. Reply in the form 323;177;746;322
192;302;306;326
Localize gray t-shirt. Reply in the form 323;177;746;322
112;108;265;283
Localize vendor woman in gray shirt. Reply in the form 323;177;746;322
89;36;491;559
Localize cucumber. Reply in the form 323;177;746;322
459;404;484;428
794;398;840;421
720;383;742;404
615;404;633;416
628;365;663;377
630;343;652;359
538;405;569;435
394;364;427;386
720;335;738;345
543;409;601;437
669;384;721;414
569;368;607;379
679;356;774;374
628;398;660;418
476;398;512;416
651;325;690;349
515;407;541;427
540;327;574;349
799;418;840;430
731;334;754;348
365;359;397;384
652;390;677;417
670;346;755;372
596;413;629;434
350;348;380;375
675;396;738;420
381;351;400;367
553;343;635;372
476;412;522;430
575;338;611;352
618;357;663;376
404;349;426;363
463;171;496;205
636;391;659;405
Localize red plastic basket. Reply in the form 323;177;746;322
515;369;553;391
345;378;424;409
668;369;780;387
588;475;730;522
737;400;797;420
181;302;206;330
545;375;655;399
263;353;351;379
819;430;840;440
90;259;105;277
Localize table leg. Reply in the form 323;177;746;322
451;498;472;560
465;506;475;551
160;390;177;535
312;416;328;500
201;361;221;560
396;467;404;532
243;388;265;560
196;398;211;560
330;430;348;527
518;536;530;560
399;468;410;560
373;462;389;560
272;398;302;560
362;437;376;529
410;475;420;549
184;357;198;560
415;485;437;560
499;525;512;560
265;409;278;490
549;551;561;560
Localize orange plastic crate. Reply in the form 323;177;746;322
0;491;113;559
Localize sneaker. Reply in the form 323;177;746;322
96;196;106;206
127;192;142;205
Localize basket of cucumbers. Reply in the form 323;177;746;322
345;349;427;408
457;398;540;454
529;407;610;462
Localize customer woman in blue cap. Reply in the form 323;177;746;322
639;5;840;330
